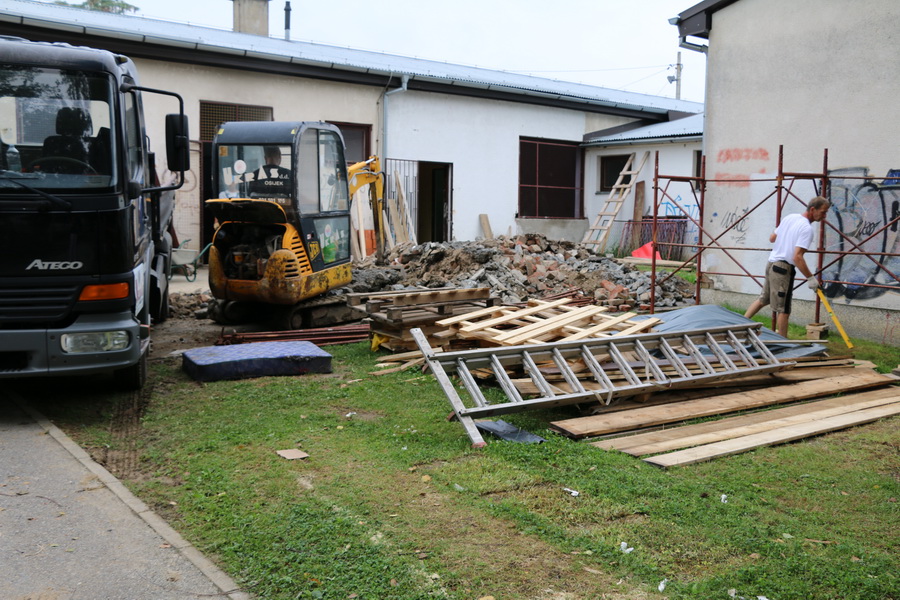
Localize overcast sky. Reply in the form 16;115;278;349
56;0;709;103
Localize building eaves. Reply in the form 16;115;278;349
672;0;739;39
2;0;703;120
583;113;704;147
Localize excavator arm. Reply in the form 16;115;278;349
348;156;386;264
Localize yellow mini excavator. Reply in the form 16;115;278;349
205;121;384;329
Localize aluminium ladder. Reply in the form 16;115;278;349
582;150;650;252
413;323;792;447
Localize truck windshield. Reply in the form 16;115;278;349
0;66;116;191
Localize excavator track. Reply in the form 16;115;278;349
209;291;358;331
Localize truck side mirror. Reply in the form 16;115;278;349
165;114;190;172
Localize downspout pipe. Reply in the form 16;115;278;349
382;74;409;160
678;36;708;53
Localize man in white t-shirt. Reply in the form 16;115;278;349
744;196;831;337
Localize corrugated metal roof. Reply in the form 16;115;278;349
584;113;704;145
3;0;703;116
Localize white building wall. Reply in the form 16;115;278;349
385;92;632;242
700;0;900;342
124;56;682;252
131;58;382;252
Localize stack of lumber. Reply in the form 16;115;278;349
548;361;899;468
346;287;500;351
432;298;659;347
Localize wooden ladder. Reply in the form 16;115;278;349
582;150;650;251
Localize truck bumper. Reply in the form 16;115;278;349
0;312;143;379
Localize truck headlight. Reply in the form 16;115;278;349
60;331;131;354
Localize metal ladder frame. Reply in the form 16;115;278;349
412;323;792;447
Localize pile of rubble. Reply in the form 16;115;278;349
348;234;694;311
166;235;695;322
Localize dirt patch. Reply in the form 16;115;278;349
149;313;226;358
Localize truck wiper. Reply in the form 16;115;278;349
0;170;72;209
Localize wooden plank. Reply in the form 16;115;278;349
596;387;900;454
479;214;494;239
436;304;512;327
612;318;660;337
459;298;572;333
557;312;638;341
645;400;900;468
549;371;894;438
389;287;492;307
495;305;607;344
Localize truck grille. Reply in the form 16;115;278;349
0;283;79;325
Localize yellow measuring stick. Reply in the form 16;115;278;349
815;288;854;349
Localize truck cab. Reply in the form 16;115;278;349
206;121;353;328
0;36;188;388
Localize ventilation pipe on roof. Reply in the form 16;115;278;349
381;74;409;160
284;1;291;40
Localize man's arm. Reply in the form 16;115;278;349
793;246;813;278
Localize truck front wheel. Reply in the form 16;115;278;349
114;348;148;390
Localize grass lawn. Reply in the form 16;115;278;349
22;334;900;600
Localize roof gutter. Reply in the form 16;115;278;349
582;134;702;148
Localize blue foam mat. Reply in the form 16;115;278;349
182;341;332;382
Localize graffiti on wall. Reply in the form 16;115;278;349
716;205;751;246
712;147;770;188
659;194;700;245
823;167;900;302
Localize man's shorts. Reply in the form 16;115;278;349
757;260;795;314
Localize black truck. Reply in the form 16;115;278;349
0;36;189;388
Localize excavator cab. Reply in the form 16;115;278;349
206;121;353;328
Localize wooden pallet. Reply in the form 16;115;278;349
434;298;658;346
347;287;499;351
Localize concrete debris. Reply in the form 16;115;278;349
169;292;214;319
349;234;694;310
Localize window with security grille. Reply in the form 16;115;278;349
199;102;272;141
518;138;583;218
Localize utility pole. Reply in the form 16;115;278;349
668;51;683;99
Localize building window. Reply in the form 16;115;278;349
518;138;583;218
598;154;631;192
199;101;272;142
328;122;371;164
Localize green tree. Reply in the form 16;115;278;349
53;0;138;14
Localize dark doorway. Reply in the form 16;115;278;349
417;162;451;243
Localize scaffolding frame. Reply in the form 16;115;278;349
641;146;900;324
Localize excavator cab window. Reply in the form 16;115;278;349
217;143;294;213
297;128;349;215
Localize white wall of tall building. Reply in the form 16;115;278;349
698;0;900;342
